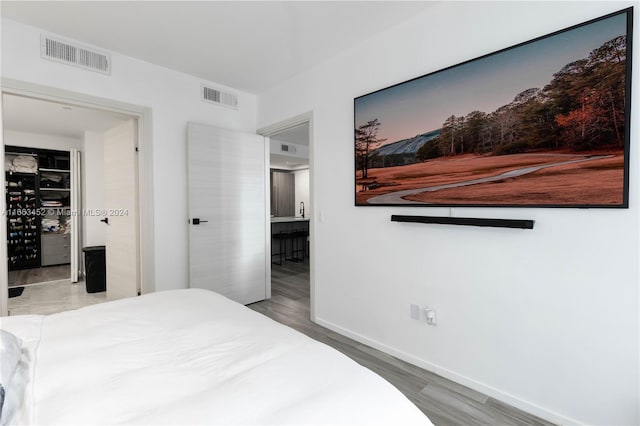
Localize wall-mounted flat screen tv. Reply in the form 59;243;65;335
354;8;632;208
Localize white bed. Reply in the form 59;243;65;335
1;289;432;425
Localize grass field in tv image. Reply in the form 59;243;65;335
354;11;630;207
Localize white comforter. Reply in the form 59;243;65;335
1;289;432;425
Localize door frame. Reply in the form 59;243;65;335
257;111;315;321
0;78;155;316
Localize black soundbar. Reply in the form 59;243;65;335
390;215;534;229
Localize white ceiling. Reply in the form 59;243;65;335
270;153;307;170
270;122;309;168
271;123;309;146
1;1;432;94
2;94;133;139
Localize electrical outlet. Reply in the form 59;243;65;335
410;304;420;320
424;308;437;325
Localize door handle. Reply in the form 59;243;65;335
191;218;209;225
100;218;109;225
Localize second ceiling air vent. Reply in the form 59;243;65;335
202;85;238;110
41;34;111;75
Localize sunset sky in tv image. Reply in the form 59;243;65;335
354;13;627;146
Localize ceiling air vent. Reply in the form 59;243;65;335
280;144;297;154
40;34;111;75
202;85;238;109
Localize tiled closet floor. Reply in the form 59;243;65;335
9;264;71;287
8;280;107;316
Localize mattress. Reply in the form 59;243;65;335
1;289;432;425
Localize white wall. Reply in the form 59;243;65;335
4;129;82;151
294;168;310;217
1;18;258;292
82;131;105;247
258;2;639;425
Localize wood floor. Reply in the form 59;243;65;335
249;260;555;426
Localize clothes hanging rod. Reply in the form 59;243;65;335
5;152;38;157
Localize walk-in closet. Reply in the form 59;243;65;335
5;147;80;292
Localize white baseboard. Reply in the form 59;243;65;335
315;317;582;426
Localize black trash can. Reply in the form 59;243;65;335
83;246;106;293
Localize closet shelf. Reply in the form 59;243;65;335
6;171;38;176
40;188;71;191
39;168;70;173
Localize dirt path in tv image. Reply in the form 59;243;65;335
356;151;625;206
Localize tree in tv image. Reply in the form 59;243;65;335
355;118;386;180
353;10;630;207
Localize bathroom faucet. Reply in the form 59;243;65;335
299;201;305;218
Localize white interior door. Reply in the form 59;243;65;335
103;119;139;300
187;123;267;305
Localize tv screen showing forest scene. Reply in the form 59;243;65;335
354;8;632;208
